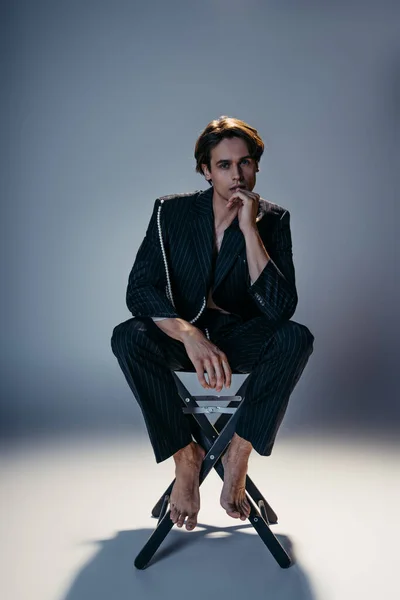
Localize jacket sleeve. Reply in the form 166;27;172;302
247;209;298;321
126;199;180;318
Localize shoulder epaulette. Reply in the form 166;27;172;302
256;198;288;222
159;190;200;202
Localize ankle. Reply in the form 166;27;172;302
226;434;252;461
222;445;252;472
173;442;201;467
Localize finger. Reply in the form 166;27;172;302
211;357;224;392
227;195;239;203
203;360;216;388
220;354;232;388
195;364;209;389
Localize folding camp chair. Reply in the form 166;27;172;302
134;370;292;569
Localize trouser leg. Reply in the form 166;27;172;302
111;317;195;463
214;318;315;456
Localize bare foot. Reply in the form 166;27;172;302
169;442;205;531
220;434;252;521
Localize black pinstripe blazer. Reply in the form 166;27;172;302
126;185;298;326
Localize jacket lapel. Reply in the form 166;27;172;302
189;187;214;292
189;186;254;294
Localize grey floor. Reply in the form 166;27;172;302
1;431;399;600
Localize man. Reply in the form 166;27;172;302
111;116;314;533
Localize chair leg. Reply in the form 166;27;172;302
135;463;228;568
142;454;288;570
135;414;239;568
137;375;289;569
247;502;292;568
150;406;240;520
209;379;279;526
151;481;174;518
184;406;289;566
185;406;279;525
243;475;278;525
134;509;175;569
211;459;291;567
157;494;170;526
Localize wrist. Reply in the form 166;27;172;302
241;224;258;238
178;323;200;343
154;318;196;342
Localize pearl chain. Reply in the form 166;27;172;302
157;200;209;339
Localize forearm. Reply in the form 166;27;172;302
244;216;298;321
243;226;271;284
229;194;294;320
153;317;198;342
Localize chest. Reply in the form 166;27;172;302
214;226;226;253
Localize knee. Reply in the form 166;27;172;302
275;321;314;356
110;321;126;357
110;318;149;357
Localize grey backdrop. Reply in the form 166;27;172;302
2;0;399;441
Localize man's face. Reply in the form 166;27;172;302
202;136;258;202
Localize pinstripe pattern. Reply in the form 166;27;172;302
112;187;314;463
126;186;298;327
111;311;314;462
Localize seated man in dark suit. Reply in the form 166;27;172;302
111;115;314;532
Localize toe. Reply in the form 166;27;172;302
170;504;178;523
176;513;186;528
186;514;197;531
241;498;251;518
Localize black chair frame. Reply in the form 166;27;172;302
134;372;292;569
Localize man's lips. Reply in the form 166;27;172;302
230;185;246;191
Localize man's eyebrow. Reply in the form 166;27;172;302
215;155;252;165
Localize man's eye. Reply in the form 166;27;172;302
219;160;250;168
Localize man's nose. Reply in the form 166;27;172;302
232;165;243;180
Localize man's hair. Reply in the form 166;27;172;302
194;115;265;185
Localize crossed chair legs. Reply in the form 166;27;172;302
134;373;292;570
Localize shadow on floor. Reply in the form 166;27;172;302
62;522;316;600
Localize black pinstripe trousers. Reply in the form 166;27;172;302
111;309;314;463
